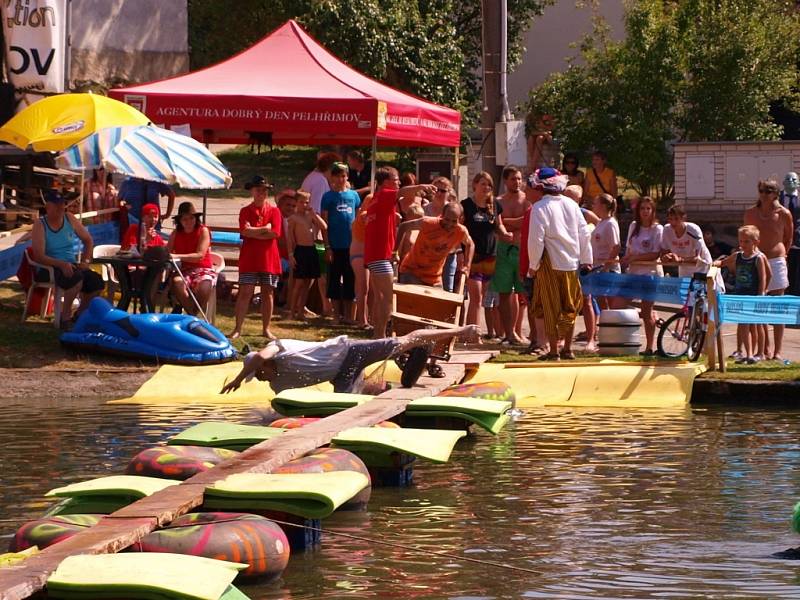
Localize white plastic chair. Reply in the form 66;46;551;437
206;252;226;324
92;244;121;300
21;248;64;329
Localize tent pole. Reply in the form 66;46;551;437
453;147;460;194
370;136;377;192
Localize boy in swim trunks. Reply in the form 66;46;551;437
287;191;327;320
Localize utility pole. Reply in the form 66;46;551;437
480;0;503;185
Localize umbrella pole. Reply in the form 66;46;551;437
170;257;209;323
202;190;207;224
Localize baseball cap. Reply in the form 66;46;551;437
44;189;66;204
244;175;273;190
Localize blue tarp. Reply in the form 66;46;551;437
718;294;800;326
579;271;690;305
211;230;241;246
0;221;119;281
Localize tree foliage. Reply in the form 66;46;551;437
524;0;800;199
187;0;551;130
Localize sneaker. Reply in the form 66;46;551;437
745;357;758;365
729;351;742;360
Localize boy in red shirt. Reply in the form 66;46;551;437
231;175;282;340
363;166;436;338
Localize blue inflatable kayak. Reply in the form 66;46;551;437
61;298;236;364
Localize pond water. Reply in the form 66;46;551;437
2;398;800;599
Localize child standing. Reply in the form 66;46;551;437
287;191;327;320
714;225;768;364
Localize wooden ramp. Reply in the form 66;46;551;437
0;363;470;600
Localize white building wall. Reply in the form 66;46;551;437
507;0;625;112
69;0;188;86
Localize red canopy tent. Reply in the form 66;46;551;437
109;20;461;148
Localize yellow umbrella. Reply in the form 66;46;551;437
0;93;150;152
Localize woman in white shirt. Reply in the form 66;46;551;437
590;194;621;309
621;196;663;355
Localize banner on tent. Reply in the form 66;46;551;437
1;0;69;110
579;272;690;305
0;222;119;281
718;294;800;326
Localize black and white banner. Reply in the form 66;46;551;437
2;0;69;109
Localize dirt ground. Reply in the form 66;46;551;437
0;368;154;399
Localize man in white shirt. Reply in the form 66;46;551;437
527;167;593;360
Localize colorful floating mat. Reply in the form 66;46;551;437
170;421;465;462
45;475;179;516
46;553;249;600
168;422;287;452
203;472;370;519
270;388;373;416
272;389;511;433
405;397;511;434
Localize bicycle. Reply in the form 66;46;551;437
656;272;708;360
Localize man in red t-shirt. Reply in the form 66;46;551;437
231;175;282;340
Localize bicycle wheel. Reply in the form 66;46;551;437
657;312;690;357
686;299;706;362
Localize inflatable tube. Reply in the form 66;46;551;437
269;417;400;429
11;512;289;580
126;446;239;480
60;297;236;365
437;381;516;405
133;512;289;580
10;514;102;552
275;447;371;509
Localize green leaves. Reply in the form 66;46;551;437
187;0;551;133
523;0;800;199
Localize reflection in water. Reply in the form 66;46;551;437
2;399;800;598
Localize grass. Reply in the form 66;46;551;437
1;281;370;369
4;278;798;382
185;145;408;199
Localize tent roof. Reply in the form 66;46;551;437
109;20;460;147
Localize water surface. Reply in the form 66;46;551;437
1;398;800;599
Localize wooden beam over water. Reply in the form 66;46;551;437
0;362;467;600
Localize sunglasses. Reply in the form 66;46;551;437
435;187;449;194
759;188;777;194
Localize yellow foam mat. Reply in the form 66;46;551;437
111;363;269;405
462;361;705;408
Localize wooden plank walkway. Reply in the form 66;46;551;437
0;362;469;600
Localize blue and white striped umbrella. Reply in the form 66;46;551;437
57;125;232;190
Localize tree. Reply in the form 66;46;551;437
524;0;800;200
186;0;552;131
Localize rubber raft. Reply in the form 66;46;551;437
60;297;236;364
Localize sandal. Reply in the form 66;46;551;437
521;344;546;355
427;363;446;378
559;350;576;360
538;353;560;362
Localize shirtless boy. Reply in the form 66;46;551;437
286;191;327;320
492;165;529;345
743;179;794;361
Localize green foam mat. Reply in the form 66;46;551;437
332;427;466;463
204;472;370;519
46;476;179;500
44;496;140;517
168;422;286;450
406;397;512;434
46;553;247;600
270;388;372;417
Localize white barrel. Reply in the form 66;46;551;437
598;309;641;356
